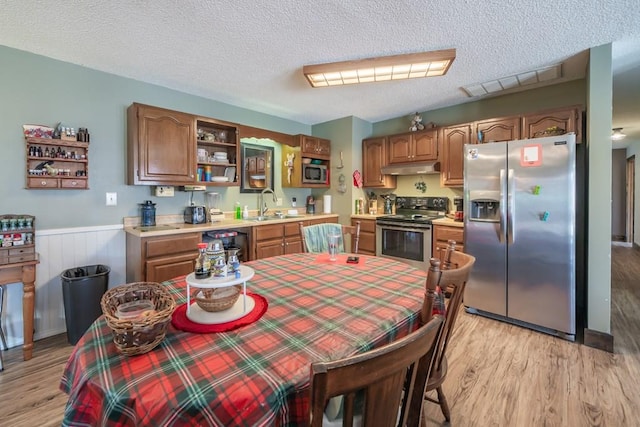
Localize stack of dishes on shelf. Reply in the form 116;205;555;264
212;152;228;164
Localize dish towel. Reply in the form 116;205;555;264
302;223;344;253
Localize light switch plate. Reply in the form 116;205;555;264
155;186;174;197
106;192;117;206
276;197;283;206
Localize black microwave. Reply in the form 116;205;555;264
302;164;328;184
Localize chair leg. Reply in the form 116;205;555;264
0;285;7;350
436;386;451;422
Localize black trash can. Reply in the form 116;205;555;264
61;264;110;345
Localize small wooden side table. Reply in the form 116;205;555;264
0;258;39;361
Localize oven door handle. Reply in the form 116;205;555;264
376;224;432;233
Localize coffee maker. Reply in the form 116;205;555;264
306;195;315;214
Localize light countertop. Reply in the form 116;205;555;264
431;217;464;228
123;212;339;237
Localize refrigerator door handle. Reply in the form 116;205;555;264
500;169;507;243
507;168;515;244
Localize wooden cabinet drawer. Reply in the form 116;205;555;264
27;177;58;188
145;252;198;283
284;222;302;237
434;226;464;244
255;224;285;241
145;233;200;258
354;218;376;233
305;217;338;226
61;178;88;189
9;246;35;256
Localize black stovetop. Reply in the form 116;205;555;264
377;196;449;224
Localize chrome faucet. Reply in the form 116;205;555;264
258;188;278;217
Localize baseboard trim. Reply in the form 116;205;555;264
583;328;614;353
611;241;633;247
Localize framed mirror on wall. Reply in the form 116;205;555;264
240;142;274;193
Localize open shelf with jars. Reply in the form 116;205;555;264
196;118;239;186
25;137;89;189
1;214;36;265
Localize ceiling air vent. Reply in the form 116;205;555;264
462;64;562;97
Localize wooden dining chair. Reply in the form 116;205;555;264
416;252;476;423
300;221;360;254
308;314;443;427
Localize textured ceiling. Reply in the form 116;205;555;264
1;0;639;143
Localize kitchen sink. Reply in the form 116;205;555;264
245;215;281;222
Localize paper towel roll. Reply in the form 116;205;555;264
323;195;332;213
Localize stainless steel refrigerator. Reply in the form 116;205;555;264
463;134;576;340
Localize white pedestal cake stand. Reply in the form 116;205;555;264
185;265;255;325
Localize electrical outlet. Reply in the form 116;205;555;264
155;186;174;197
106;192;117;206
276;197;283;206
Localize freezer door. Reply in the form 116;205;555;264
507;135;576;334
463;142;507;316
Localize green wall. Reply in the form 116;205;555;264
586;44;613;334
372;79;586;136
0;45;311;229
312;117;372;223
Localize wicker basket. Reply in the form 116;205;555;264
193;285;241;312
101;282;176;356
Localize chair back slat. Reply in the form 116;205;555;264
433;250;475;372
309;315;443;427
300;221;361;254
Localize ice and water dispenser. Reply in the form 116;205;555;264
469;199;500;221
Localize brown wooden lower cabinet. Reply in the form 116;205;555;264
126;232;201;283
252;217;338;260
353;218;376;256
432;225;465;260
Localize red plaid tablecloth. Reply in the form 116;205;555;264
60;253;426;426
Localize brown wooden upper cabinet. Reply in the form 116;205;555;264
440;124;472;187
362;136;396;188
473;116;521;144
388;129;438;164
522;106;581;142
299;135;331;159
127;103;241;186
127;103;196;185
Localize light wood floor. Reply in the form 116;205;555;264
1;246;639;427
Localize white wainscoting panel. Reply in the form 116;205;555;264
2;224;126;348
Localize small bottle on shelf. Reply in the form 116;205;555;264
195;243;211;279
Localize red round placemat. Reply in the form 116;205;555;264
171;293;268;333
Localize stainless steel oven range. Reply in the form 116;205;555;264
376;196;449;270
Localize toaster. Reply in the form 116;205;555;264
184;206;207;224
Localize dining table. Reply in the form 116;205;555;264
60;252;427;426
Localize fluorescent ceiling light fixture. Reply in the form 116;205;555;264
303;49;456;88
462;64;562;97
611;128;626;140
